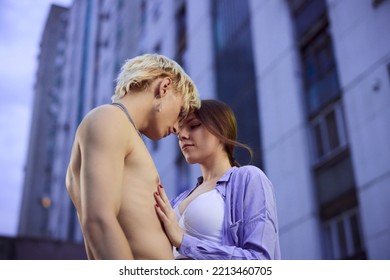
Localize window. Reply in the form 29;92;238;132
302;29;340;114
289;0;363;261
175;2;187;67
288;0;327;41
289;0;341;115
324;208;366;259
315;154;355;205
212;0;262;168
310;102;347;164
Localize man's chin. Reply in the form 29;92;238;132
143;132;162;141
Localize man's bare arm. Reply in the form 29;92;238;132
79;110;133;259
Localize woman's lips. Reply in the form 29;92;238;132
181;143;194;150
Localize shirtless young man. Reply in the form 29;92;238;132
66;54;200;260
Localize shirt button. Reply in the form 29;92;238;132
184;248;190;254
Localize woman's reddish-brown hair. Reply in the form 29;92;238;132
195;99;253;167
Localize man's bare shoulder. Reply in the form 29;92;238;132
78;104;124;132
76;105;127;142
79;104;117;125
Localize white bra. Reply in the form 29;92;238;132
173;189;225;259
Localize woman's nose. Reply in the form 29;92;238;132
177;129;189;140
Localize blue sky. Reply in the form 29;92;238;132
0;0;72;236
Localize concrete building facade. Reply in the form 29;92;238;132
248;0;390;259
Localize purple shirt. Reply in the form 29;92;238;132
171;166;281;260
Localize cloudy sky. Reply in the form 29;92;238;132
0;0;72;237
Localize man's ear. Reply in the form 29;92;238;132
157;77;172;98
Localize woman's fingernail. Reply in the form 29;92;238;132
155;203;159;208
159;184;163;188
155;192;159;196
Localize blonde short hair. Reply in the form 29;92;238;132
112;53;200;119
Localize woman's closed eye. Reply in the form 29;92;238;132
190;123;201;130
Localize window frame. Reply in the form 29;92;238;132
310;102;348;166
324;208;365;259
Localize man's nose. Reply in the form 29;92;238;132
172;122;179;135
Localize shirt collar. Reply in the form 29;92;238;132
196;166;237;185
216;166;237;184
196;166;238;198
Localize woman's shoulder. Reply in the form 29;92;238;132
233;165;267;178
232;165;273;190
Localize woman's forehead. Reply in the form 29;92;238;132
184;112;197;122
180;113;198;127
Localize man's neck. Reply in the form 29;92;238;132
117;92;153;133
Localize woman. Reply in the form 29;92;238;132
154;99;281;259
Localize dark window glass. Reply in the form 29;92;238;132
350;213;363;253
304;53;317;85
289;0;362;261
324;224;334;259
289;0;341;114
290;0;327;39
326;110;340;150
318;44;333;74
316;155;355;205
337;220;348;258
303;31;340;114
311;103;347;163
323;208;366;259
175;3;187;66
212;0;262;167
314;123;324;158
